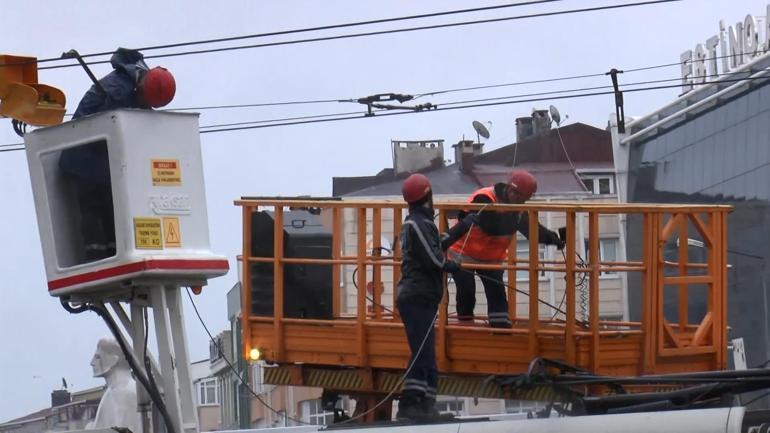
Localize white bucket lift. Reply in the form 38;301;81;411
24;109;229;433
25;109;228;296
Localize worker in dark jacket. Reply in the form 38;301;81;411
447;170;564;328
396;173;460;421
59;48;176;261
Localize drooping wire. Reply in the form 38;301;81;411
551;250;589;321
183;288;314;426
59;299;177;433
38;0;682;71
351;265;396;316
186;285;441;425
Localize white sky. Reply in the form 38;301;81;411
0;0;766;422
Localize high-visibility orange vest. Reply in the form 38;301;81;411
449;187;513;262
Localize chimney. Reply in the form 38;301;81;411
391;140;445;175
51;389;71;407
453;139;477;174
515;117;534;142
531;109;552;136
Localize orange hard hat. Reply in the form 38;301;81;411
402;173;432;204
508;169;537;200
141;67;176;108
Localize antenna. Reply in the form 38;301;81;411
472;120;490;144
549;105;562;126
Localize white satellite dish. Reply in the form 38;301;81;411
472;120;490;143
549;105;562;126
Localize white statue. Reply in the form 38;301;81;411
88;338;141;433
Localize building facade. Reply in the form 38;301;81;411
613;46;770;373
0;388;101;433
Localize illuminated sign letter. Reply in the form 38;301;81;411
681;50;694;93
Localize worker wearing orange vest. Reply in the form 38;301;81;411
447;170;564;328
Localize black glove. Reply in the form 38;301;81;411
548;230;566;250
461;212;479;226
443;260;461;274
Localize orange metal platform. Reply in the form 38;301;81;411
236;199;731;387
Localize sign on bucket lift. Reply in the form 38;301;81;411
24;109;228;297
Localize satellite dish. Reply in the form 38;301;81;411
549;105;562;126
472;120;490;142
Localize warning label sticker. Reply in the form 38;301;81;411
151;159;182;186
134;218;163;249
163;217;182;248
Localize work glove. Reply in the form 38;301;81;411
443;260;461;274
461;212;479;226
548;230;566;250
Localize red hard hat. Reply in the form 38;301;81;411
402;173;432;204
142;67;176;108
508;169;537;199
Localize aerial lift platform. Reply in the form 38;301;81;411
237;198;739;420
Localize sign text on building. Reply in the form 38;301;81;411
681;5;770;93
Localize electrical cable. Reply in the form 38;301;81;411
5;69;770;151
185;285;442;425
551;249;588;321
13;0;567;68
167;64;757;113
38;0;682;71
336;310;440;425
183;288;315;426
351;266;397;316
59;299;177;433
141;308;164;424
198;72;770;133
198;110;371;129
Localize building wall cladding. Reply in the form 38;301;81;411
626;81;770;369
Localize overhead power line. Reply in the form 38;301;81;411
170;65;755;113
75;0;568;60
197;74;770;133
194;70;761;129
4;70;766;152
39;0;682;71
9;0;570;69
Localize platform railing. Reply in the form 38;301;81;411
236;199;731;376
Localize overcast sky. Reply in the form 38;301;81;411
0;0;765;422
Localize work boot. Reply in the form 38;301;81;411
420;397;441;420
396;395;426;422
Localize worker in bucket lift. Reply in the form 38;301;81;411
446;169;565;328
58;48;175;261
396;173;461;421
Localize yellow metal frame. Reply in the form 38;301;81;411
0;55;65;126
237;199;731;384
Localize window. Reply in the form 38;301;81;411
505;399;546;414
580;174;615;195
435;399;465;415
209;336;226;362
198;378;218;405
583;238;618;276
301;399;337;426
516;241;547;281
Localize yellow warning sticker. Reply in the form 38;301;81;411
163;217;182;248
134;218;163;249
151;159;182;186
